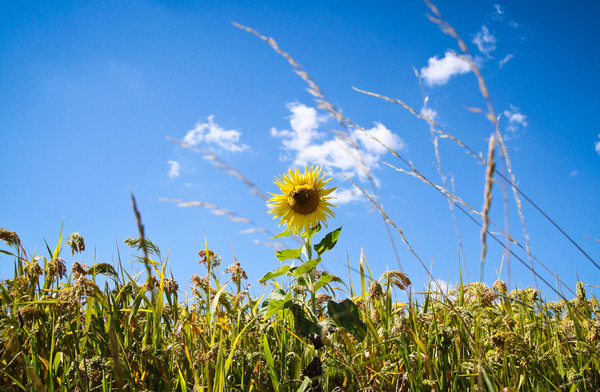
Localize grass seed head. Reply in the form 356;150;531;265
492;279;507;294
164;277;179;294
198;249;221;268
191;274;208;288
26;262;43;282
224;261;248;282
368;280;384;301
72;261;88;279
509;288;539;304
315;293;331;307
145;275;158;291
46;257;67;280
0;228;20;248
66;232;85;256
576;281;586;301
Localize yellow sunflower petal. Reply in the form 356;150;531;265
267;165;337;233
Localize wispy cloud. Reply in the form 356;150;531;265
595;134;600;155
493;4;504;15
167;160;181;178
183;115;249;152
271;103;405;202
502;105;528;137
473;25;497;57
508;21;521;29
569;170;579;177
331;187;364;205
499;54;514;68
420;51;471;87
420;106;438;121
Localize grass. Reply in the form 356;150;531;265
3;1;600;390
1;227;599;391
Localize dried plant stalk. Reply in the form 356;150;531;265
480;135;495;280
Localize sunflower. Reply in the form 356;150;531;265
268;165;336;233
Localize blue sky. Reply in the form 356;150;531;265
2;0;600;300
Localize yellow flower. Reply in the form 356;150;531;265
268;165;336;233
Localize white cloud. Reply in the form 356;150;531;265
503;106;527;133
167;160;181;178
183;115;249;152
493;4;504;15
473;25;497;57
426;279;452;295
420;51;471;87
499;54;514;68
595;134;600;155
569;170;579;177
271;103;405;202
354;122;404;155
420;106;438;121
331;187;364;205
270;103;327;151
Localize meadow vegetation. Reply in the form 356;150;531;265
1;226;599;391
2;2;600;391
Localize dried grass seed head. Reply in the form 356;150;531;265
198;249;221;268
0;228;20;247
46;257;67;280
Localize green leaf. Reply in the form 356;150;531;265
275;248;302;261
124;237;161;257
210;282;229;316
259;289;292;319
259;265;291;283
314;272;333;291
87;263;118;279
301;223;321;240
327;298;367;342
262;334;281;392
293;258;321;276
313;226;342;256
272;229;291;239
298;377;312;392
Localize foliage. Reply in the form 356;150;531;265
1;230;599;391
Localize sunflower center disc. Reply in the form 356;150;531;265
288;185;320;215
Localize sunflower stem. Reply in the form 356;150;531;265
304;236;317;317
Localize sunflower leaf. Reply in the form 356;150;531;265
293;258;321;276
313;226;342;256
275;247;302;261
272;229;291;239
259;289;292;319
259;265;292;283
301;223;321;240
314;272;332;291
327;298;367;342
